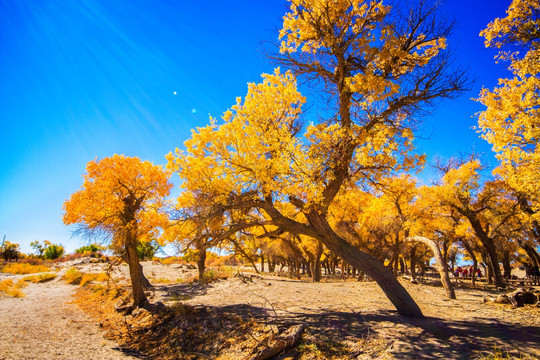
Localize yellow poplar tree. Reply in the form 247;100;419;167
477;0;540;220
168;0;467;318
63;155;172;308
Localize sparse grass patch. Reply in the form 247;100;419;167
475;345;535;360
157;256;186;266
63;267;83;284
0;278;27;297
1;263;50;274
80;272;108;286
23;272;56;283
149;277;176;284
202;269;219;282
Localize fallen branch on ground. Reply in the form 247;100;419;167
250;324;304;360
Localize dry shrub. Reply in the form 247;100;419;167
158;256;186;266
23;273;56;283
475;346;536;360
18;258;45;266
72;284;286;360
0;278;27;297
63;267;83;284
1;263;50;274
80;272;108;286
58;253;83;262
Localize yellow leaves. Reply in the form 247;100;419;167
480;0;539;50
63;155;172;248
279;0;391;54
167;69;307;204
477;0;540;219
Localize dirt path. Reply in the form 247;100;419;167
0;276;140;360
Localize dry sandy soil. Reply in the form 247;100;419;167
0;273;138;360
1;260;539;359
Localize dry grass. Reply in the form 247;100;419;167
63;268;108;286
63;267;83;284
1;263;51;275
0;278;27;297
474;346;536;360
79;272;108;286
22;273;56;283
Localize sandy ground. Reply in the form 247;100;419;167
1;260;539;359
0;274;139;360
152;270;540;359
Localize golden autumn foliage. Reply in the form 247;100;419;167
63;155;172;249
1;263;51;275
477;0;540;218
166;0;468;318
63;154;172;306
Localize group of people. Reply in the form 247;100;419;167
455;266;481;279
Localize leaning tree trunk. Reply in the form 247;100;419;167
305;213;424;318
125;231;147;308
405;236;456;300
468;217;505;288
520;242;540;268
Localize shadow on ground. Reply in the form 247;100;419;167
205;303;540;359
153;281;212;301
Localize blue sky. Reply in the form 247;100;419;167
0;0;512;254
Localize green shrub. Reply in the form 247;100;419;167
44;244;64;260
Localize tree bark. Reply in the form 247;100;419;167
312;241;323;282
306;213;424;317
405;236;456;300
125;232;147;308
197;247;207;280
520;242;540;268
466;215;505;288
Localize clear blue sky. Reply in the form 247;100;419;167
0;0;511;254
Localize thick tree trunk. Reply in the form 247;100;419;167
405;236;455;300
306;214;423;317
520;242;540;268
468;216;504;288
268;257;276;272
260;254;265;273
486;262;494;284
125;234;147;308
197;247;207;280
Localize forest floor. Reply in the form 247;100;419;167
1;260;539;359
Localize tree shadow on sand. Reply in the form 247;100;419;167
209;303;540;359
152;281;213;302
